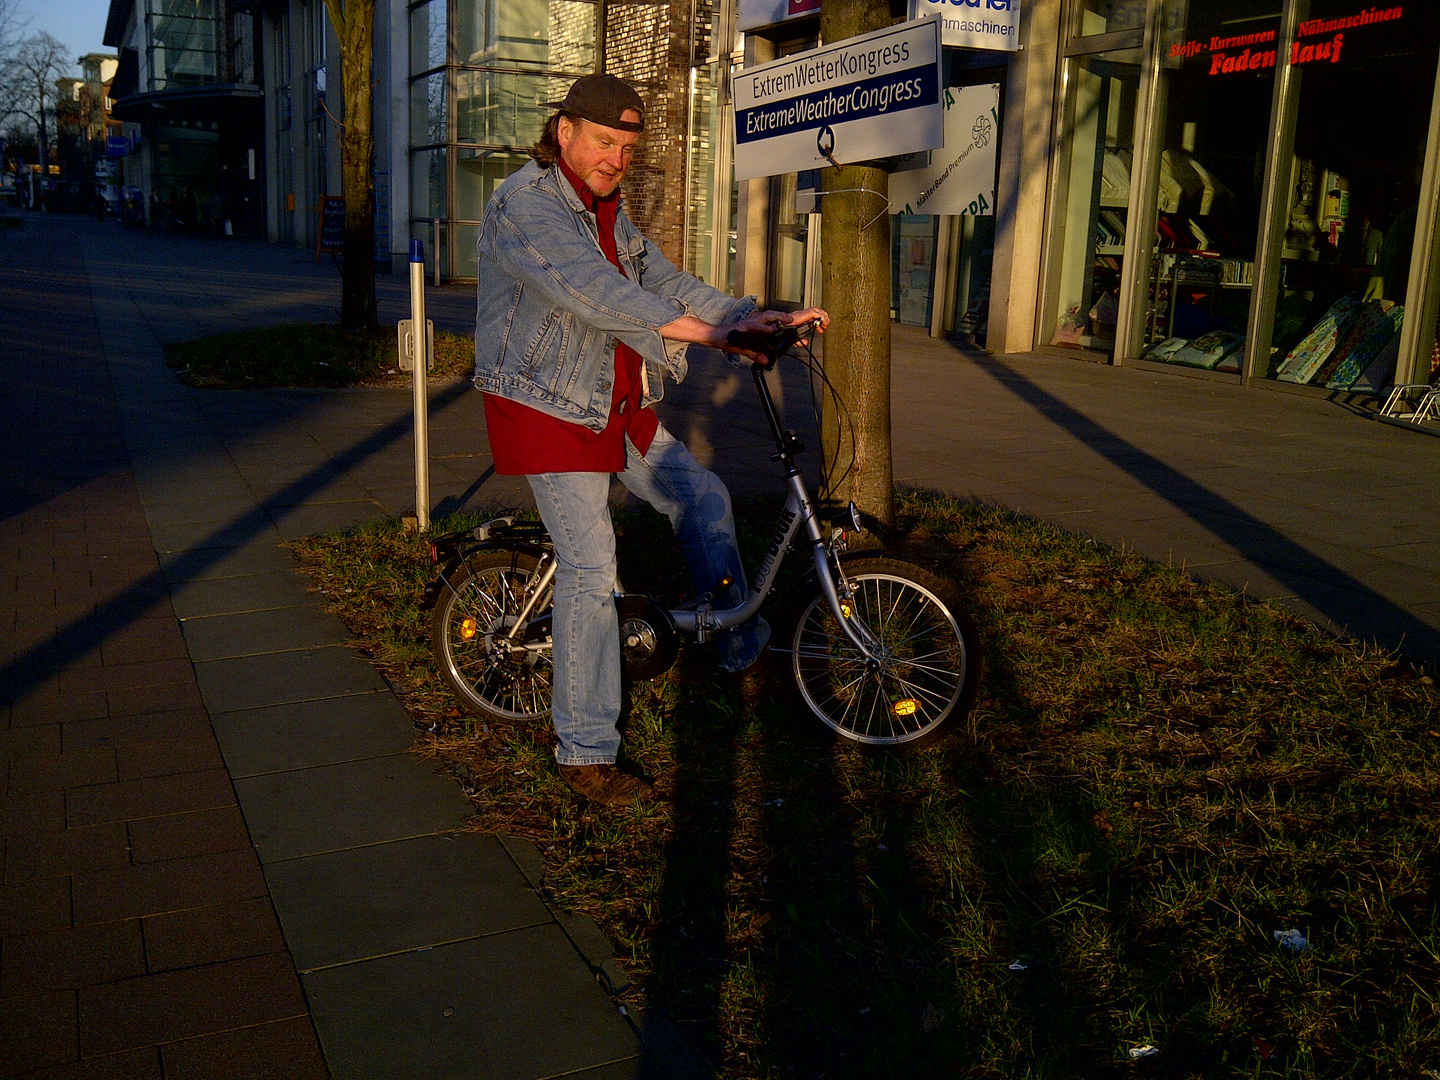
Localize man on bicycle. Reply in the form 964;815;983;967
474;73;827;807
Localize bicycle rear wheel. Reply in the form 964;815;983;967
431;550;553;723
782;558;977;750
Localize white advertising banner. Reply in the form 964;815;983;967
733;17;944;182
738;0;821;33
888;82;1000;215
911;0;1021;51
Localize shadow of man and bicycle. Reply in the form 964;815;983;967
628;338;1438;1076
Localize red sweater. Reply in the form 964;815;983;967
483;161;659;474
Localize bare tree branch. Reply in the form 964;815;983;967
1;31;75;174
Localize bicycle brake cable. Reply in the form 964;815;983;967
789;331;857;504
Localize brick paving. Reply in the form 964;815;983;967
0;220;327;1078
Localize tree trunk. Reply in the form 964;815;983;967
819;0;895;535
324;0;378;332
36;74;49;201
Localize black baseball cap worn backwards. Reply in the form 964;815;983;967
548;74;645;133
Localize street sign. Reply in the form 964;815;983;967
910;0;1021;51
105;135;129;157
733;17;944;181
888;83;1000;215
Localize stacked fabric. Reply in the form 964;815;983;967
1350;333;1403;393
1276;295;1359;383
1325;301;1403;389
1170;330;1245;370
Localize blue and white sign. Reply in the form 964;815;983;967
733;17;944;182
911;0;1021;51
105;135;130;157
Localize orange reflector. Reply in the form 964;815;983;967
893;699;920;717
460;618;478;640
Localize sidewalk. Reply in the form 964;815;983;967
4;211;1438;1076
882;327;1440;662
2;216;655;1079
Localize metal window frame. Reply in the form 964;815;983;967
1396;43;1440;385
1240;0;1304;383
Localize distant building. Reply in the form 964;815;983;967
54;54;120;210
103;0;264;234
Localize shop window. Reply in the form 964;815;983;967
685;62;734;290
454;0;595;72
770;170;812;309
1075;0;1147;36
1263;2;1440;393
892;216;939;327
410;0;446;75
409;0;599;280
456;149;528;220
1046;46;1142;355
410;71;446;147
952;214;996;346
1138;0;1280;374
455;69;564;147
411;146;446;221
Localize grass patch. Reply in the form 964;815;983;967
164;322;475;388
287;489;1440;1078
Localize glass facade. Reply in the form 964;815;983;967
1042;0;1440;399
148;0;219;91
685;61;736;290
1139;1;1279;371
1075;0;1148;36
1264;1;1440;390
1047;45;1142;353
408;0;598;279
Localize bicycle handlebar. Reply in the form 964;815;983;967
725;323;807;370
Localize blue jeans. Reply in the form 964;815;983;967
527;425;769;766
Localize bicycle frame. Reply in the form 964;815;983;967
455;343;880;662
667;362;880;661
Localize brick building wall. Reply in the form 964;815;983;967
606;0;695;266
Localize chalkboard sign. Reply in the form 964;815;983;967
317;196;345;260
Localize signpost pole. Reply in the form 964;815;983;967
409;239;431;531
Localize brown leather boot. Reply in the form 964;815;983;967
558;763;654;807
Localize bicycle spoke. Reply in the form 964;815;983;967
788;565;974;748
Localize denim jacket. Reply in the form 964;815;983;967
474;160;757;431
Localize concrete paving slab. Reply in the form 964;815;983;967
301;926;639;1080
139;495;273;529
236;474;376;506
180;605;349;662
133;478;260;513
149;516;284;554
160;542;297;584
1366;539;1440;574
264;832;551;971
167;570;317;620
234;753;469;862
193;645;388;714
211;692;417;778
269;502;389;541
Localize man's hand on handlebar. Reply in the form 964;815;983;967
724;307;830;367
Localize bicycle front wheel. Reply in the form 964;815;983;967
431;550;553;723
783;558;977;750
